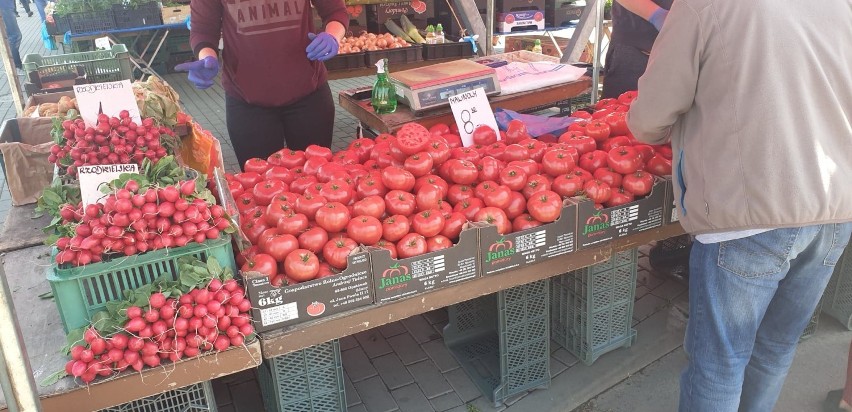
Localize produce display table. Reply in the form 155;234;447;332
338;77;592;134
260;222;685;358
0;245;263;412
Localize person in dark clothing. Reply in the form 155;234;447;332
176;0;348;166
0;0;23;69
17;0;32;17
602;0;672;99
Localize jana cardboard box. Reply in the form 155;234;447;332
478;202;577;276
371;227;479;304
663;176;679;224
245;250;374;333
366;2;427;34
161;6;190;25
574;178;666;250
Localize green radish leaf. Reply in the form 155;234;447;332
207;258;222;278
63;328;85;354
40;370;67;387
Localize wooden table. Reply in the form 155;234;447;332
0;246;262;412
339;77;592;134
260;223;684;358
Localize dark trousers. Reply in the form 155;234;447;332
602;42;650;99
225;82;335;167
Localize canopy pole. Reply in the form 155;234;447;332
0;14;26;116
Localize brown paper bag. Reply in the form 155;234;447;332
0;118;56;205
179;121;225;179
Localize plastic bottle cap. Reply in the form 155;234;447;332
375;58;386;73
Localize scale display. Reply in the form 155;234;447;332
415;77;499;110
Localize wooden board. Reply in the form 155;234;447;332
338;76;592;134
0;204;51;254
390;60;495;90
260;223;685;358
0;246;262;412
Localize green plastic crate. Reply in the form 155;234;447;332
49;235;235;333
823;245;852;330
23;44;133;90
99;381;217;411
444;280;550;408
551;249;638;365
258;340;346;412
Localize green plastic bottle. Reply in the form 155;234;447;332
371;59;397;114
532;39;543;53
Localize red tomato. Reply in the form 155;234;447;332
526;190;563;223
477;156;502;182
595;98;618;110
653;144;674;159
273;149;307;169
554;171;586;196
236;245;258;267
618;90;638;105
570;110;592;119
322;237;358;270
347;216;383;245
305;145;333;161
443;133;463;149
302;156;329;176
315;162;348;183
520;140;548;162
395;123;432;155
593;168;623;188
601;136;632;152
384;190;417;216
513;214;544;232
404;152;434;178
375;133;396;144
242;218;269;245
570;168;594;183
605;188;635;208
411;209;445;238
235;192;258;214
382;215;411;242
483;142;506;159
257;227;280;252
445;159;479;185
348;138;376;163
426;235;453;252
244;158;270;174
414;175;449;196
332;150;359;166
429;123;450;136
446;184;474;206
294;193;327;220
397;233;428;258
381;166;416;192
583;180;613;204
645;154;673;176
472;125;498;145
578;150;609;172
283;249;319;282
228;180;244;197
501;144;529;163
290;175;318;195
604;112;630;136
372;239;397;259
633;144;656;162
234;172;262;190
425;139;451;165
315;202;351;233
277;212;310;236
415;184;444;211
585;121;612;142
253;180;287;207
481;184;512;209
298;227;329;253
266;202;292;226
607;146;643;174
499;166;528;191
474;207;511;235
450;147;481;162
355;177;387;199
505;119;530;143
242;253;278;281
262;234;299;262
440;212;466;240
622;171;655;196
522;174;553;199
507;159;540;177
541;150;576;177
352;196;386;219
264;166;295;184
592;108;614;120
504;191;527;220
320;179;354;205
454;197;485;221
558;133;597;155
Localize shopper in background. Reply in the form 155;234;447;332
17;0;32;17
627;1;852;411
0;0;23;71
32;0;46;21
177;0;348;166
602;0;671;99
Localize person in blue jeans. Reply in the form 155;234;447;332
626;1;852;411
0;0;23;69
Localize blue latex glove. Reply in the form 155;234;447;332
174;56;219;90
649;7;669;31
306;32;339;61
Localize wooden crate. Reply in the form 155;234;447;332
504;35;592;63
161;5;190;25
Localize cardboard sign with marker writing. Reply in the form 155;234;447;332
78;164;138;207
74;80;141;127
448;87;500;147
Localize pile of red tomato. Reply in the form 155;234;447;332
228;90;672;286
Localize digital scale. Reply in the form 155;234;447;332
390;60;501;114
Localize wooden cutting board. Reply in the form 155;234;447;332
390;59;495;90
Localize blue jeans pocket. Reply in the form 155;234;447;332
823;224;852;266
717;230;798;278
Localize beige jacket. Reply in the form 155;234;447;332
627;0;852;235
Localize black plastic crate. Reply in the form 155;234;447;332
365;45;422;67
324;52;366;71
113;2;163;29
422;38;475;60
65;10;117;34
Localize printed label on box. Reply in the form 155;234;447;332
576;179;666;249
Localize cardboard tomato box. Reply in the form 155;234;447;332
245;249;374;333
574;177;666;250
478;202;577;276
370;226;479;304
663;176;679;224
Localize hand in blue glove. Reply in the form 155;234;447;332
174;56;219;90
306;32;339;62
649;7;669;31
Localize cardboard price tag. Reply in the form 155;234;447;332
448;87;500;147
74;80;141;127
78;164;139;207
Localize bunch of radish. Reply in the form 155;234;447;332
49;111;177;177
62;257;252;384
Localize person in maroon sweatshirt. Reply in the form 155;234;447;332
177;0;348;166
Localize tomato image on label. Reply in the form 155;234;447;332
306;301;326;317
379;263;412;290
486;237;516;264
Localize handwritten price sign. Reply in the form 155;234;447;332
448;87;500;147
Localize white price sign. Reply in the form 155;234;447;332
95;36;110;50
74;80;141;127
448;87;500;147
78;164;139;207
